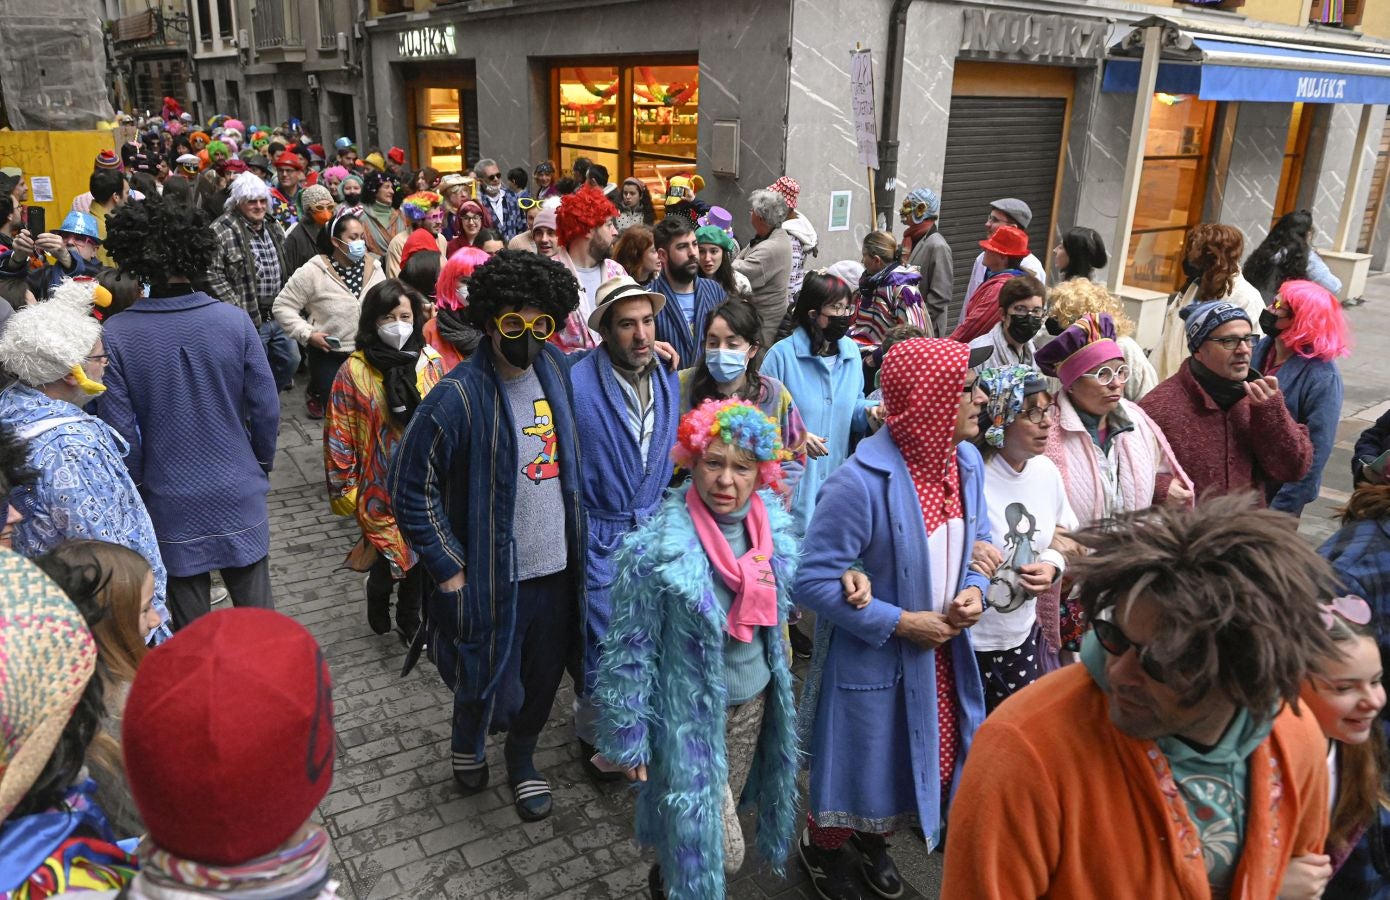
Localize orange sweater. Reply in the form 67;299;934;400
942;663;1328;899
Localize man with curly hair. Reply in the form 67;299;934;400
205;171;297;393
102;197;279;628
943;495;1337;899
552;185;623;352
389;249;587;823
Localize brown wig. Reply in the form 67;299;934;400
1318;609;1390;852
35;540;152;687
1183;223;1243;301
1341;482;1390;525
1070;492;1340;722
612;224;655;283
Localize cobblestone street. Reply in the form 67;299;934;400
263;278;1390;900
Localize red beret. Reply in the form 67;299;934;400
308;143;325;158
122;608;335;865
274;150;306;171
218;158;249;175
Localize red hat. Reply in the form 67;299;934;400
767;175;800;210
308;143;325;159
122;608;335;865
95;149;121;171
388;146;405;165
217;158;249;175
979;225;1029;257
274;150;306;171
400;228;440;270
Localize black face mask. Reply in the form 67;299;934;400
1258;309;1281;336
1044;316;1064;336
1181;259;1205;281
498;333;542;370
342;192;361;206
820;314;852;343
1007;314;1043;344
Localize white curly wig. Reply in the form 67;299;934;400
225;171;270;211
0;279;101;387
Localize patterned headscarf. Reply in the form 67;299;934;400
979;365;1047;448
0;549;98;821
880;338;970;535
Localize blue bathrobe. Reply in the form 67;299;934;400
795;429;990;842
649;271;726;365
1254;337;1343;517
570;348;678;689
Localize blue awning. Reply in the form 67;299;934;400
1103;34;1390;104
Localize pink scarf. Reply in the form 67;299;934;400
686;488;779;643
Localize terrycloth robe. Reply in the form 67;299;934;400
570;348;679;690
1254;337;1344;518
595;485;801;900
795;430;991;841
387;344;588;702
649;271;726;365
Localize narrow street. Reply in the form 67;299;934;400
266;278;1390;900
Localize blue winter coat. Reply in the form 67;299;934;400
761;326;873;535
595;485;800;900
100;291;278;576
649;272;725;365
570;349;678;690
795;429;990;843
388;344;587;703
1255;338;1343;516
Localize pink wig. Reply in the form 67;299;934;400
435;246;491;312
321;165;349;182
1276;279;1351;361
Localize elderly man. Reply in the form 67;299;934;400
568;274;680;777
961;198;1046;306
1140;300;1312;504
205;171;297;393
734;190;794;347
943;495;1336;898
0;281;171;640
475;157;526;242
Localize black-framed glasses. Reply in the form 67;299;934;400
1206;334;1258;350
1077;364;1131;386
962;375;981;395
495;312;556;341
1092;616;1167;683
84;353;110;363
1008;308;1047;321
1020;403;1059;424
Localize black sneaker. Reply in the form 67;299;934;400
798;827;863;900
850;832;904;899
789;622;814;660
647;864;666;900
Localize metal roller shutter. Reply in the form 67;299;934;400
936;95;1067;329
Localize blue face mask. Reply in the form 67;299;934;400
340;238;367;263
704;348;748;384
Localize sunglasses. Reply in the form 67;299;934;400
495;312;556;341
518;197;545;210
1321;595;1373;630
1093;616;1168;683
1077;364;1131;386
483;172;502;181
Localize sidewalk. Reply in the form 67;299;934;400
266;275;1390;898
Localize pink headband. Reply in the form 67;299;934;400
1057;339;1123;389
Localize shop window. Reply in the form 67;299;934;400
1273;103;1313;225
1125;94;1217;293
553;59;698;204
416;87;465;173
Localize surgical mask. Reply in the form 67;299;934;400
1258;308;1281;336
1007;314;1043;344
704;348;748;383
377;321;413;350
311;208;333;225
339;238;366;263
820;314;852;343
499;332;542;370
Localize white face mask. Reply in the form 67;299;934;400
377;320;412;350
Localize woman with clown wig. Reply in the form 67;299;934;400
594;398;802;899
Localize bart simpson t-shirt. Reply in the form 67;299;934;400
502;366;568;580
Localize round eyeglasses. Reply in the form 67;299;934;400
495;313;556;341
1019;403;1059;424
1076;364;1131;386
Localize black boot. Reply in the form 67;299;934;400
798;827;863;900
647;864;666;900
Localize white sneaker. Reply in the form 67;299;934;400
211;586;229;606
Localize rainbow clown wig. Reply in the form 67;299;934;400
400;190;443;223
1273;279;1351;362
673;398;790;495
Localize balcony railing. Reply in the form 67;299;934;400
254;0;302;50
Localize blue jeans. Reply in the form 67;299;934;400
258;319;301;392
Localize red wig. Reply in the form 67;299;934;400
556;185;617;248
435;246;492;312
1276;279;1351;362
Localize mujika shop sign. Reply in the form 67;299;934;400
398;24;456;58
960;9;1108;62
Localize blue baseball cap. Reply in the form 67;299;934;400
57;211;101;243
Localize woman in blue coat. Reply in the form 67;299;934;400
761;271;882;537
1253;279;1349;517
794;337;992;900
595;399;801;900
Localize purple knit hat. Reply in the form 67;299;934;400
1034;313;1124;388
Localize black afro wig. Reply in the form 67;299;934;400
464;248;579;330
104;196;216;288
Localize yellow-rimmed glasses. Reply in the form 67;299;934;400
495;312;557;340
518;197;546;210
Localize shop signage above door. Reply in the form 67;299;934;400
960;9;1109;63
397;24;456;59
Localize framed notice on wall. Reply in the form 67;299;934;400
828;191;852;232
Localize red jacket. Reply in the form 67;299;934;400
1138;360;1313;504
950;270;1018;344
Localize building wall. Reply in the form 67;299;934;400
367;0;792;223
1210;102;1292;247
1301;103;1389;252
